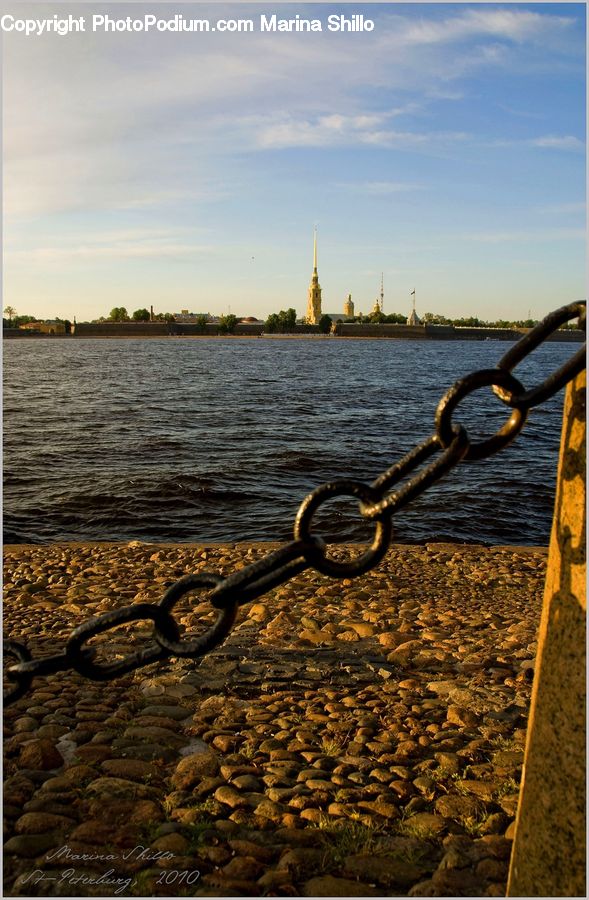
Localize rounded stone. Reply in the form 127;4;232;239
435;794;484;822
303;875;381;896
3;833;61;857
100;759;160;782
170;749;220;789
19;739;64;771
14;716;39;733
86;776;159;799
221;855;264;881
214;785;248;809
151;832;189;854
14;811;76;834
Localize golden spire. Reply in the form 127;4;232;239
306;225;322;324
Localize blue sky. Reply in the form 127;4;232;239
3;2;586;322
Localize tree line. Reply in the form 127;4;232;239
4;304;581;333
261;308;552;330
104;308;239;333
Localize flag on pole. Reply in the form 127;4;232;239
410;289;415;296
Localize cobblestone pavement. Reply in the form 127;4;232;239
3;542;546;897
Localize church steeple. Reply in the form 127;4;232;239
372;273;384;316
306;226;322;324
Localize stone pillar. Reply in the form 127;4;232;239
507;371;586;897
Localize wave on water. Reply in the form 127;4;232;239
3;337;573;546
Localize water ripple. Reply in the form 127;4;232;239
3;337;571;545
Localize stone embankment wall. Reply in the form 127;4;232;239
2;329;71;339
68;322;586;341
6;323;583;342
73;322;170;337
71;322;267;337
335;323;584;342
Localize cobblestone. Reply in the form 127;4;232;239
3;542;546;896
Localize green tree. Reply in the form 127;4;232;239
422;312;449;325
265;308;297;333
132;308;150;321
453;316;482;327
265;313;279;333
109;307;129;322
277;308;297;332
195;314;208;333
318;314;332;334
4;306;16;326
218;314;238;334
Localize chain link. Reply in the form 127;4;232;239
436;369;528;461
4;301;585;704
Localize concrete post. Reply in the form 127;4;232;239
507;371;586;897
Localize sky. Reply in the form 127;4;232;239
2;1;586;323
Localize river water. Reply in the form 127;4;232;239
3;337;572;546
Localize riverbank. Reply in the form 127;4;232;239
3;541;545;897
4;326;584;343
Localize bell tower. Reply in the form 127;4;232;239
306;228;322;324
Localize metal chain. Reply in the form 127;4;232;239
4;301;586;704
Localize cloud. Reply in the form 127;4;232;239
4;145;230;218
253;112;468;150
530;135;584;151
2;3;583;222
497;103;545;120
372;7;582;87
5;228;214;263
490;134;584;152
396;8;574;47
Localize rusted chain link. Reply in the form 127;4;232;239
4;300;586;704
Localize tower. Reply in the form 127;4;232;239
407;288;420;325
344;293;354;318
372;274;384;315
306;228;322;324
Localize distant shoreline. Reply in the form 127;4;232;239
3;328;585;343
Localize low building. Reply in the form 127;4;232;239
19;321;66;334
173;311;210;323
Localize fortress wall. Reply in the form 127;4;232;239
29;322;583;342
337;323;430;338
73;322;169;336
